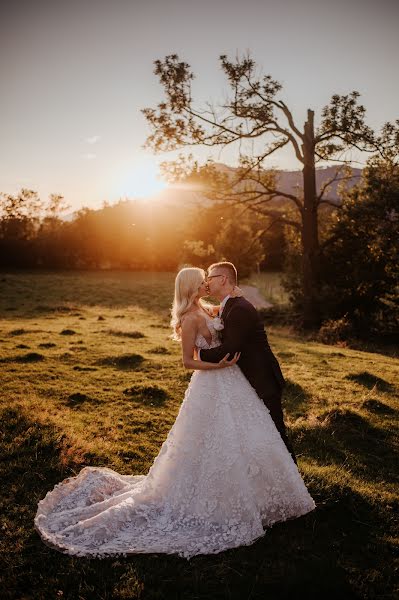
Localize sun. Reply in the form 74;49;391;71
114;157;167;199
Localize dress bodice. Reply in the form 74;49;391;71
195;314;221;350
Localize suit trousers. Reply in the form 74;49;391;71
261;391;297;466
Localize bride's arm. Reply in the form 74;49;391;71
181;316;239;370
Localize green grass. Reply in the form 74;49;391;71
0;269;398;599
242;271;290;305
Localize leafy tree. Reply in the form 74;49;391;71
214;218;265;278
180;201;275;276
181;240;216;267
0;188;44;240
143;53;398;328
0;189;44;266
317;157;399;337
36;194;72;267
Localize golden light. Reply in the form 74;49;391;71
114;156;167;199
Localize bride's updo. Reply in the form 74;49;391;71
170;267;206;341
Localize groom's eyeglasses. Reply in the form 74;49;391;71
206;274;224;281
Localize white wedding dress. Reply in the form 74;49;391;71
34;315;315;560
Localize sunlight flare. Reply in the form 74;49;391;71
114;157;167;199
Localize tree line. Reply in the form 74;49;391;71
0;189;280;273
0;157;398;340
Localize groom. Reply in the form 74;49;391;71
199;261;297;465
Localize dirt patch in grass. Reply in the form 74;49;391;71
148;346;171;355
123;384;169;405
35;304;80;313
107;329;145;339
66;392;101;408
277;351;296;359
0;352;45;363
8;328;46;336
96;353;145;370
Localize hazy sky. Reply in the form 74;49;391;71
1;0;398;210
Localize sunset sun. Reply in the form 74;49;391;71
114;156;167;199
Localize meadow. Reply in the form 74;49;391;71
0;270;398;600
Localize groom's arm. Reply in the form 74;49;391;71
199;306;253;363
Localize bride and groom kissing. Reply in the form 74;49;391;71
189;261;297;464
34;261;315;560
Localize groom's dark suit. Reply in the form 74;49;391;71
201;296;297;464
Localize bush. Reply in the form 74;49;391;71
283;158;399;338
317;315;355;344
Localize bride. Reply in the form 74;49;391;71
34;267;315;560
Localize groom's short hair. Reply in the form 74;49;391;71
208;261;237;285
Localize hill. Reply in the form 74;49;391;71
63;165;362;219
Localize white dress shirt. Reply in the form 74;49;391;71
218;294;231;316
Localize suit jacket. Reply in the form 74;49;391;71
201;296;285;399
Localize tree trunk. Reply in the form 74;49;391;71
301;109;320;329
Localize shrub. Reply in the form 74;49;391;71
317;315;355;344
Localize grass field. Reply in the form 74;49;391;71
242;271;290;306
0;270;398;600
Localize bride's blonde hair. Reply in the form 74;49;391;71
170;267;206;341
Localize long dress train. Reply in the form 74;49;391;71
34;316;315;559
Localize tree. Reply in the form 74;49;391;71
142;53;399;328
317;156;399;337
0;188;44;240
0;188;44;267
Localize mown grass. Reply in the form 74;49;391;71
0;269;398;600
243;271;290;306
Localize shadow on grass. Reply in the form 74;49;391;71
344;371;395;393
283;379;312;418
293;408;398;486
1;407;396;599
361;399;396;415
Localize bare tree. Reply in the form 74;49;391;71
142;53;399;328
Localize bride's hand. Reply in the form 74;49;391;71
230;286;244;298
211;304;220;316
217;352;241;368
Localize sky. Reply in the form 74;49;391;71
1;0;398;211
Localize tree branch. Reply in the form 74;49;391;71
236;173;303;213
279;101;304;140
316;166;360;203
319;198;341;208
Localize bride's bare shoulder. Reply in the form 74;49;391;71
181;311;201;328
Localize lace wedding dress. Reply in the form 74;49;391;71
34;315;315;560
